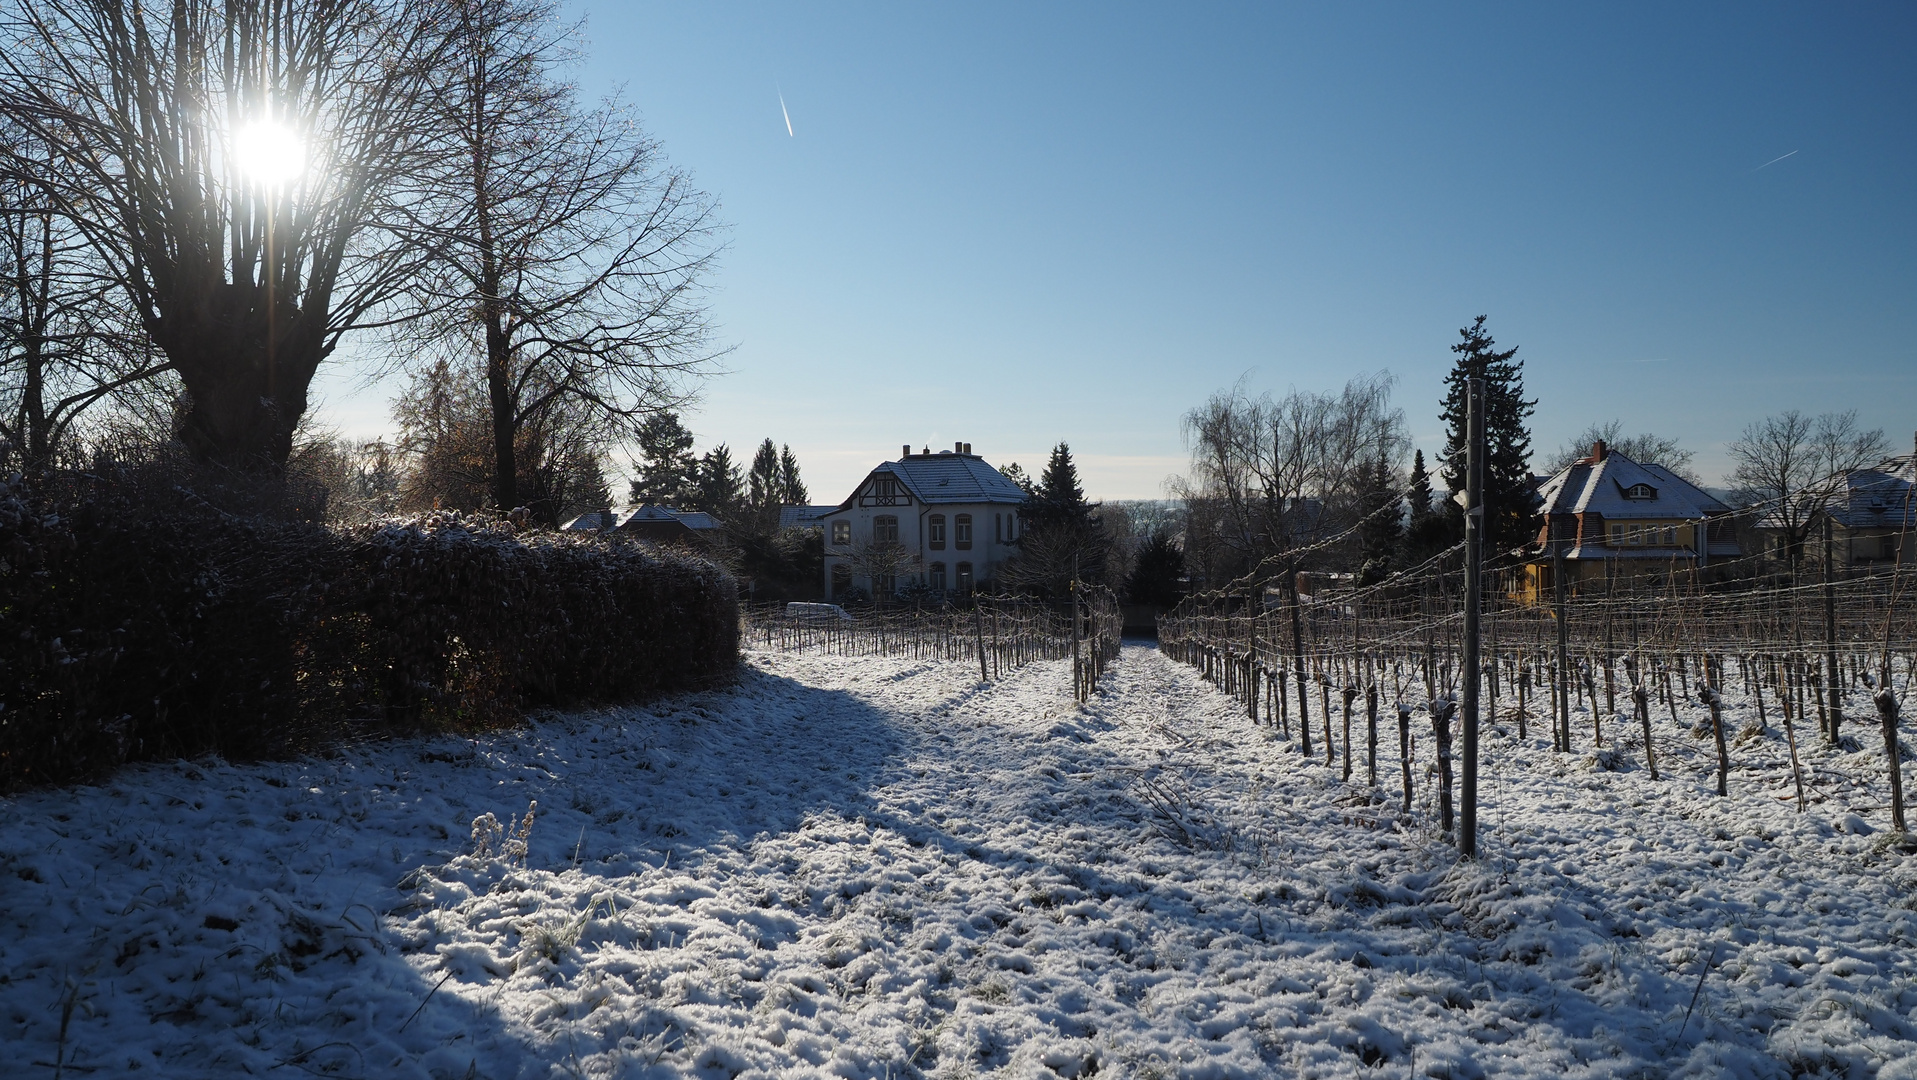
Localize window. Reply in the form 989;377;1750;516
1625;483;1656;500
1608;523;1623;546
955;514;972;549
831;521;850;546
1661;525;1676;546
873;515;898;544
995;513;1002;543
956;562;974;592
928;514;946;549
928;562;946;592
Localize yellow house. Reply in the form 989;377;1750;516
1517;440;1738;602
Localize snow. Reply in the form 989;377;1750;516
4;644;1917;1078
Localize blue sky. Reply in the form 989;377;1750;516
314;2;1916;501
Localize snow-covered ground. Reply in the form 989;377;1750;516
5;644;1917;1079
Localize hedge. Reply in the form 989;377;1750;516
0;474;737;789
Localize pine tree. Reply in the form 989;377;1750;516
1439;316;1537;555
1005;442;1112;597
1127;529;1187;608
689;444;744;516
747;438;780;517
998;462;1035;495
778;445;807;505
1356;456;1402;583
1407;449;1433;526
630;412;697;505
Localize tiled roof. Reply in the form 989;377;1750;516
779;505;837;529
827;453;1028;509
1536;451;1728;520
1829;455;1917;530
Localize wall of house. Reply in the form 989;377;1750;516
820;496;1023;601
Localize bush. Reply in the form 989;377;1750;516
0;473;736;790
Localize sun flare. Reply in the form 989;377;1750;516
232;120;306;187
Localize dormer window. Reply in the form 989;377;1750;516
1624;483;1656;500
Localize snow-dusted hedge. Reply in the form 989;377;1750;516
0;476;736;789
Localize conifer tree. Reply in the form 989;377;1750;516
747;438;781;518
1356;456;1402;583
1439;316;1537;555
630;412;697;505
778;445;808;505
689;444;743;516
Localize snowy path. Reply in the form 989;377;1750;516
4;645;1917;1078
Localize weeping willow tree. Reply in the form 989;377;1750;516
0;0;450;466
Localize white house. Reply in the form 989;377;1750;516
820;442;1028;601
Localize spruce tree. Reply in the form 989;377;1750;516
1356;456;1402;583
778;445;808;505
1403;448;1453;564
689;444;744;516
1439;316;1537;556
747;438;781;518
630;412;697;505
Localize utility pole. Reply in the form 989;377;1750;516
1460;376;1484;858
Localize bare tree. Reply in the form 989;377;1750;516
398;0;722;513
0;123;164;475
846;540;920;605
1173;372;1407;584
0;0;451;466
393;355;607;524
1729;409;1888;572
1544;420;1697;481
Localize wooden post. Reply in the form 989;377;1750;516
1878;682;1906;833
1290;569;1312;757
1554;541;1572;754
1432;696;1456;834
1398;701;1413;814
974;603;989;683
1826;514;1842;743
1342;685;1358;782
1704;686;1728;797
1634;683;1657;780
1366;683;1379;787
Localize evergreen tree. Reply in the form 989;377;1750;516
1403;447;1453;564
1407;449;1433;527
1439;316;1537;555
1004;442;1112;597
1126;529;1187;608
689;444;744;516
1356;456;1402;584
747;438;781;518
630;412;697;505
998;462;1035;496
778;445;808;505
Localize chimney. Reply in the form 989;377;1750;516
1592;439;1607;462
902;443;911;459
955;441;964;454
964;442;972;455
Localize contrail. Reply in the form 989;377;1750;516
1755;149;1797;171
779;90;793;137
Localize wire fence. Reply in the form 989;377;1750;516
747;587;1123;699
1161;556;1917;830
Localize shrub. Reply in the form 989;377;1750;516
0;473;736;790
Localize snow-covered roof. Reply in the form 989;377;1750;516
830;451;1028;510
1826;453;1916;530
560;510;619;531
1536;445;1728;521
779;505;837;529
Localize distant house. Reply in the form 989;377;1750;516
778;505;838;531
560;505;723;544
1519;440;1738;600
1754;438;1917;569
819;442;1027;602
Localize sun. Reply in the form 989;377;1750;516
232;120;306;187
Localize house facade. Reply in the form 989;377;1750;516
1754;438;1916;570
820;443;1027;602
1519;440;1739;601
